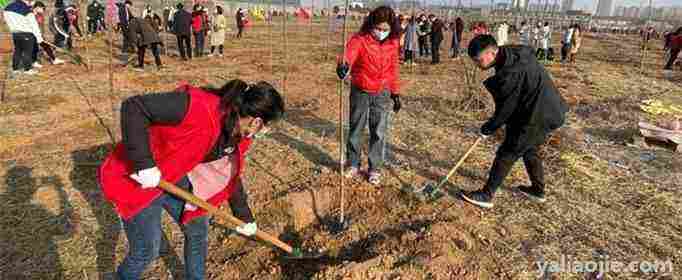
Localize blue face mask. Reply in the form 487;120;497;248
374;30;390;41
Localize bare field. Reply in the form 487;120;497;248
0;19;680;280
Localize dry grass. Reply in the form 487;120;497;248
0;17;680;280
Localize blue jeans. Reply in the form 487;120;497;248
346;86;391;171
194;32;205;57
116;176;208;280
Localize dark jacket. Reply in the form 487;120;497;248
127;17;161;47
483;45;568;155
172;8;192;36
455;18;465;38
236;10;244;27
430;19;445;42
87;2;104;21
117;3;130;27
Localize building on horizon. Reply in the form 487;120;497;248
560;0;574;13
595;0;613;17
512;0;529;10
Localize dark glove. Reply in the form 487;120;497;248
480;121;496;136
336;62;349;80
390;94;401;113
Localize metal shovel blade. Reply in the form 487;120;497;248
326;216;351;235
413;181;445;202
281;247;330;261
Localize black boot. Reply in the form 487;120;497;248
460;190;494;209
516;185;546;202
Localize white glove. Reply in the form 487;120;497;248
130;167;161;189
479;132;490;139
235;222;257;236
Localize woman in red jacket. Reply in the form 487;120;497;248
98;79;284;280
336;6;401;185
191;4;206;57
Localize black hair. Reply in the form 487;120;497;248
193;4;201;12
359;6;400;40
204;79;285;140
467;34;497;58
33;1;46;8
216;5;223;15
176;3;183;10
124;0;132;6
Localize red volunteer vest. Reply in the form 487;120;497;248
97;85;252;223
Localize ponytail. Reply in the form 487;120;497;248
205;79;285;143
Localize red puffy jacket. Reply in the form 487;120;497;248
343;33;400;95
191;12;203;32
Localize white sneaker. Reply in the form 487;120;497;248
24;69;38;75
219;54;224;57
663;70;673;79
32;62;43;69
52;58;65;65
207;53;214;57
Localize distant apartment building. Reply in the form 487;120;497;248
596;0;613;17
561;0;574;13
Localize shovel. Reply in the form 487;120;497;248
157;180;327;260
413;136;483;201
43;41;87;67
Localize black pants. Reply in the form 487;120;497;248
483;143;545;196
236;26;244;38
561;43;571;62
194;32;205;57
12;33;36;71
210;45;224;55
664;48;680;70
431;38;442;64
121;26;131;53
88;19;98;34
176;34;192;59
404;49;413;62
418;36;429;56
137;43;162;68
54;32;66;49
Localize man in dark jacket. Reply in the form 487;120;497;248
128;16;163;71
460;35;568;209
172;3;192;60
117;0;133;54
429;14;445;64
451;17;464;58
86;0;104;35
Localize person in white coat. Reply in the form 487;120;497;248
496;21;509;46
538;22;551;61
532;22;541;48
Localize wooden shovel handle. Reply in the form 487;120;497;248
157;180;294;254
437;136;483;188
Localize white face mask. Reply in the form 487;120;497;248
374;30;389;41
